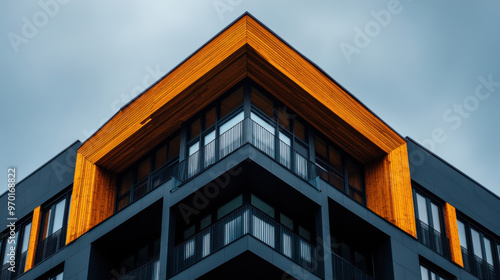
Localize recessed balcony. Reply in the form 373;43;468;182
169;204;318;277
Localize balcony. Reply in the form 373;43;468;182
169;205;318;276
332;252;373;280
35;228;65;263
415;220;450;259
461;247;497;280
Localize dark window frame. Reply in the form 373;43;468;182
457;213;500;278
36;188;72;264
0;215;33;278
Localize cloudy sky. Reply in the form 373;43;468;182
1;0;499;197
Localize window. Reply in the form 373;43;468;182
420;264;448;280
0;217;32;280
413;188;447;256
37;190;71;263
457;216;498;279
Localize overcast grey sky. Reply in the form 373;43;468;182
1;0;499;197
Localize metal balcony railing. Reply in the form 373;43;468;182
416;220;451;260
169;205;318;277
0;264;12;280
35;228;65;264
461;247;497;280
123;117;366;210
332;252;373;280
122;256;160;280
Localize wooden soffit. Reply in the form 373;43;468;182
79;14;405;171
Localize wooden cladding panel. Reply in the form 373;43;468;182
245;16;405;153
366;144;417;238
25;206;41;271
444;203;464;267
66;153;116;243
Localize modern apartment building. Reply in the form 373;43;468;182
1;13;499;280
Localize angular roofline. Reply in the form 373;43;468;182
82;12;404;146
0;140;82;198
406;136;500;201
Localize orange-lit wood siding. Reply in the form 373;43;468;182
366;144;417;238
66;153;116;243
25;206;41;271
444;203;464;267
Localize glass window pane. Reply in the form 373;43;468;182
3;231;18;264
420;265;429;280
168;134;180;161
204;130;216;145
457;220;467;249
483;237;493;265
190;118;201;140
52;199;66;233
154;144;168;170
42;209;52;238
294;120;306;142
328;145;343;171
189;142;199;156
200;214;212;230
251;87;274;118
251;112;275;135
347;160;362;191
279;132;291;145
251;195;275;218
416;193;429;225
55;272;64;280
137;157;150;181
221;87;244;119
21;222;31;253
278;107;290;130
431;203;441;233
471;228;483;258
220;111;244;135
183;225;195;240
119;171;133;196
217;195;243;219
117;195;130;211
205;107;216;129
280;213;294;230
299;226;311;241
